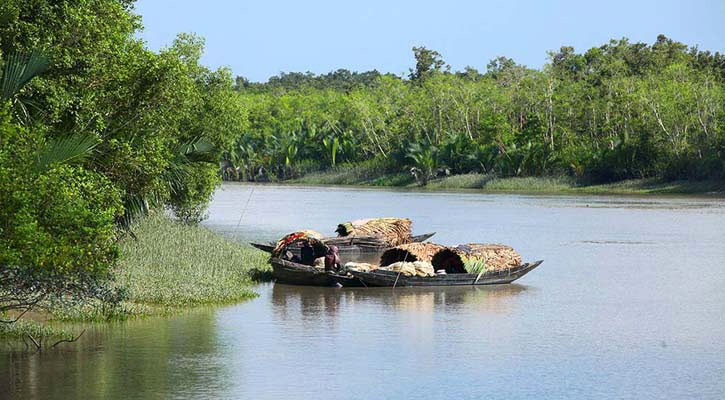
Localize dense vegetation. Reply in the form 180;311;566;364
226;37;725;185
0;0;247;328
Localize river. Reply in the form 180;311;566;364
3;183;725;399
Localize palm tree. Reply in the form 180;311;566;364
1;51;102;173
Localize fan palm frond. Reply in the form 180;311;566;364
34;133;100;173
1;50;49;100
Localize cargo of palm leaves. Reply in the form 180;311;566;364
250;217;435;256
338;242;543;287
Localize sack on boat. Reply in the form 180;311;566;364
384;262;417;277
344;262;378;272
314;257;326;269
413;261;435;277
335;218;412;246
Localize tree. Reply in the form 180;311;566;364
409;46;447;82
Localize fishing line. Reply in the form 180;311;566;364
233;185;255;237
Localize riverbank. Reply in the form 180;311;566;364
1;215;269;343
288;167;725;195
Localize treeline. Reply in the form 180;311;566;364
226;37;725;184
1;1;241;318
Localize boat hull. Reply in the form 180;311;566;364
270;258;363;287
271;258;335;286
342;260;543;287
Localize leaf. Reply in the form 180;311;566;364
1;51;50;100
35;133;100;173
331;137;338;166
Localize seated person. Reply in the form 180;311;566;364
324;245;341;272
300;242;315;265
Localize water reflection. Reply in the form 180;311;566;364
2;310;227;400
271;283;527;319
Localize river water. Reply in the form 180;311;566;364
3;183;725;399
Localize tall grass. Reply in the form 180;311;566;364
53;215;270;321
423;174;574;191
118;215;268;306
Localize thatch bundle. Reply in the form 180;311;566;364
432;244;521;274
380;242;446;266
335;218;412;246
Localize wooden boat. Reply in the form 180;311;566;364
270;257;361;286
250;232;436;254
338;260;543;287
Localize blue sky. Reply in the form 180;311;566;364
134;0;725;82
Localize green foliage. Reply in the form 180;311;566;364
0;106;122;277
168;163;219;224
409;46;448;82
34;133;100;172
1;2;240;226
0;50;49;100
229;35;724;185
1;1;248;327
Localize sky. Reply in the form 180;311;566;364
134;0;725;82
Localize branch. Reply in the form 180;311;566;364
51;329;86;348
27;333;41;351
0;307;30;324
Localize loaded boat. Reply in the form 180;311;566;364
337;242;543;287
339;261;542;287
257;218;543;287
263;218;421;286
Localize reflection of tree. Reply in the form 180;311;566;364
2;309;229;399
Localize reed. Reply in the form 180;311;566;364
53;215;270;321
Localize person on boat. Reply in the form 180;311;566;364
300;241;315;265
324;245;341;272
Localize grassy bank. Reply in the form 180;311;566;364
288;166;725;195
58;215;270;320
2;215;269;342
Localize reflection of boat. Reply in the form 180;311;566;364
339;260;543;287
250;232;436;255
270;283;529;318
270;258;361;287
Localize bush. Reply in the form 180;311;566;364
168;163;219;224
0;107;123;316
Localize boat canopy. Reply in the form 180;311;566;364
272;230;327;258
